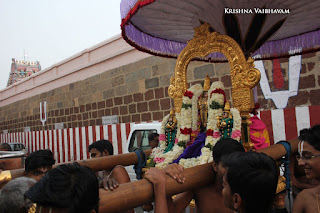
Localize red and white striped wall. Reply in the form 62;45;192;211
0;123;134;164
1;105;319;163
258;105;320;145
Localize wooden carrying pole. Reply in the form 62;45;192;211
9;149;152;180
8;139;298;179
100;163;215;213
5;139;299;212
98;138;299;213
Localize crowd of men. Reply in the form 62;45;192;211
0;125;319;213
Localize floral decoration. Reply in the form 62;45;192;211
184;90;194;99
180;127;192;135
154;84;203;168
179;81;225;168
151;82;241;169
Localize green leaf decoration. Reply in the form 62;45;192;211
177;141;187;148
210;101;223;109
182;103;192;109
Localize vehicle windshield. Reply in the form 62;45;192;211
12;143;26;151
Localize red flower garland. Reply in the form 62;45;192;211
184;90;194;99
210;88;226;103
180;127;192;135
206;129;214;136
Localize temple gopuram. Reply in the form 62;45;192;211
6;58;41;87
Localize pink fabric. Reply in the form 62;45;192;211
213;132;221;138
175;138;178;144
231;130;241;138
159;134;166;141
250;115;270;150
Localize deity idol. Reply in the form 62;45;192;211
217;102;233;138
151;75;241;169
197;73;210;132
164;109;177;153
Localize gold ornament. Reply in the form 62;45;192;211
168;23;260;148
28;203;37;213
224;101;231;112
203;73;211;91
167;109;177;130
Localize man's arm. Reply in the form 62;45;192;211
164;163;194;213
167;191;194;213
109;165;131;184
101;165;130;190
164;163;185;183
144;167;168;213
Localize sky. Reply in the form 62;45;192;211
0;0;122;89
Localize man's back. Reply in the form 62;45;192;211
194;184;233;213
166;138;245;213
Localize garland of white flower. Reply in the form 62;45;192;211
191;85;203;131
159;114;169;150
152;83;241;169
155;84;203;168
179;82;225;168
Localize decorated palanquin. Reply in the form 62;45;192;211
148;75;242;169
146;23;261;169
145;23;287;209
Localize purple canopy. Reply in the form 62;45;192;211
120;0;320;61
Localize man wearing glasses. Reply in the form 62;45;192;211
293;125;320;213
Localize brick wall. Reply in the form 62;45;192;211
1;51;319;133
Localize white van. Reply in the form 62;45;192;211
125;122;161;181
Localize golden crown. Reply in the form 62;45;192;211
224;101;231;112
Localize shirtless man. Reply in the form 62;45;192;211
145;167;168;213
24;149;55;181
292;125;320;213
88;140;131;190
221;151;278;213
25;163;99;213
89;140;133;213
164;138;245;213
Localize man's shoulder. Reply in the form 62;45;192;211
109;165;130;184
112;165;126;172
297;188;314;200
293;188;316;211
301;187;317;196
194;184;218;197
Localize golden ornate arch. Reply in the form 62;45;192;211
168;23;261;149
